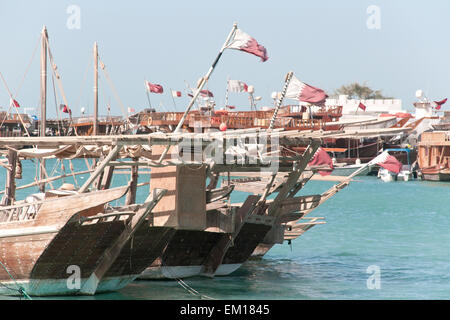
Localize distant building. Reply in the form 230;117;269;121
325;95;404;116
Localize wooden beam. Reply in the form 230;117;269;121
267;140;320;217
1;149;17;205
80;188;167;294
78;145;121;193
125;158;139;205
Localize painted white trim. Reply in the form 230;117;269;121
0;226;59;238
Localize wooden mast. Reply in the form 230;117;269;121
39;26;48;192
93;42;99;136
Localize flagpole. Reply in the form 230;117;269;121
249;90;255;111
145;80;152;110
225;76;230;107
268;71;294;131
156;22;238;163
169;88;177;111
173;22;237;134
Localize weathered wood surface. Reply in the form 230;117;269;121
1;150;17;205
284;217;326;240
0;185;128;231
201;195;260;276
79;189;166;294
0;186;131;295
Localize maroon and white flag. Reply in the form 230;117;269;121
200;90;214;97
434;98;447;110
285;75;328;105
227;80;248;93
358;102;367;111
226;29;268;62
171;90;182;98
145;81;164;94
10;98;20;108
369;151;402;174
59;104;71;114
308;147;334;176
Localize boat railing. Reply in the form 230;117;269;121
141;112;185;124
0;201;42;223
0;130;24;138
0;112;32;123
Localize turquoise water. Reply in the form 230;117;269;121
2;159;450;300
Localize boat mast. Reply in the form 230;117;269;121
93;42;99;136
39;26;48;192
269;71;293;130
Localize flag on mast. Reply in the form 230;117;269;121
199;90;214;97
171;90;182;98
59;104;71;114
358;102;367;111
285;75;328;105
227;80;248;93
369;151;403;174
145;81;164;94
10;98;20;108
434;98;447;110
226;29;268;62
308;147;334;176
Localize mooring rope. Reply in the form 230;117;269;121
160;261;216;300
175;278;216;300
0;261;32;300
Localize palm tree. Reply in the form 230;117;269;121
333;82;391;100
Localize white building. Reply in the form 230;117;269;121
326;95;404;116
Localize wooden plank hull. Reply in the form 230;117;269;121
422;172;450;181
0;219;127;296
250;243;275;259
0;187;129;296
139;229;226;279
96;225;175;292
218;222;273;275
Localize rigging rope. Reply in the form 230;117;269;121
97;56;132;128
15;33;41;98
0;71;32;138
0;261;32;300
51;71;62;135
45;36;79;137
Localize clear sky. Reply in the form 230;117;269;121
0;0;449;118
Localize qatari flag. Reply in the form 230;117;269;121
370;151;402;174
171;90;182;98
145;81;164;94
10;98;20;108
226;29;268;62
227;80;248;93
308;147;334;176
200;90;214;97
285;75;328;105
434;98;447;110
359;102;367;111
60;104;71;114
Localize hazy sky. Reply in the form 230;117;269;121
0;0;449;118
